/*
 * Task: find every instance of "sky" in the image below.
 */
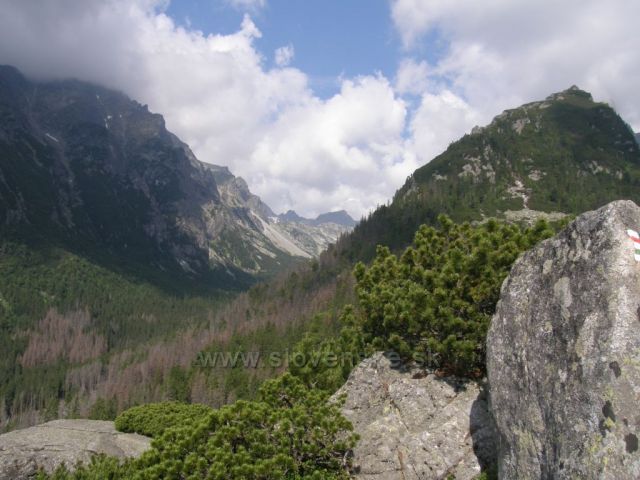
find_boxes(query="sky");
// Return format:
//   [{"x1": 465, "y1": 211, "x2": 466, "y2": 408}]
[{"x1": 0, "y1": 0, "x2": 638, "y2": 219}]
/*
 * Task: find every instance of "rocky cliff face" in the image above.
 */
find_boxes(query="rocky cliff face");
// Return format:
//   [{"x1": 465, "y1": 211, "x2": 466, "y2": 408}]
[
  {"x1": 487, "y1": 200, "x2": 640, "y2": 479},
  {"x1": 334, "y1": 352, "x2": 496, "y2": 480},
  {"x1": 0, "y1": 419, "x2": 150, "y2": 479},
  {"x1": 0, "y1": 65, "x2": 350, "y2": 282},
  {"x1": 204, "y1": 165, "x2": 354, "y2": 260}
]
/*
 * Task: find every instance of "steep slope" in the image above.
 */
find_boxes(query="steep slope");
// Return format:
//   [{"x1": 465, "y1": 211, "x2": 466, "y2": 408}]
[
  {"x1": 340, "y1": 86, "x2": 640, "y2": 261},
  {"x1": 272, "y1": 209, "x2": 356, "y2": 256},
  {"x1": 0, "y1": 65, "x2": 355, "y2": 431},
  {"x1": 0, "y1": 65, "x2": 319, "y2": 282},
  {"x1": 205, "y1": 165, "x2": 355, "y2": 260}
]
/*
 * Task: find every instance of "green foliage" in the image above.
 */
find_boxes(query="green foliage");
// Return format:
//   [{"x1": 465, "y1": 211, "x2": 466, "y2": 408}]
[
  {"x1": 134, "y1": 374, "x2": 356, "y2": 479},
  {"x1": 352, "y1": 215, "x2": 554, "y2": 376},
  {"x1": 35, "y1": 455, "x2": 133, "y2": 479},
  {"x1": 338, "y1": 88, "x2": 640, "y2": 263},
  {"x1": 290, "y1": 216, "x2": 555, "y2": 387},
  {"x1": 88, "y1": 397, "x2": 118, "y2": 421},
  {"x1": 167, "y1": 366, "x2": 191, "y2": 402},
  {"x1": 115, "y1": 402, "x2": 213, "y2": 438},
  {"x1": 39, "y1": 375, "x2": 357, "y2": 479},
  {"x1": 0, "y1": 241, "x2": 228, "y2": 428},
  {"x1": 288, "y1": 307, "x2": 368, "y2": 393}
]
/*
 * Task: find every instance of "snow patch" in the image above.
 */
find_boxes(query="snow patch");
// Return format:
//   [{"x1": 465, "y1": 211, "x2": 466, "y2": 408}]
[{"x1": 45, "y1": 133, "x2": 59, "y2": 143}]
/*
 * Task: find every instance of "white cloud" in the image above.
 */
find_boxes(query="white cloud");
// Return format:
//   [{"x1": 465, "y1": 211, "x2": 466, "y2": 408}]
[
  {"x1": 226, "y1": 0, "x2": 266, "y2": 12},
  {"x1": 395, "y1": 58, "x2": 429, "y2": 95},
  {"x1": 408, "y1": 90, "x2": 482, "y2": 165},
  {"x1": 0, "y1": 0, "x2": 638, "y2": 221},
  {"x1": 250, "y1": 75, "x2": 411, "y2": 217},
  {"x1": 391, "y1": 0, "x2": 640, "y2": 130},
  {"x1": 0, "y1": 0, "x2": 413, "y2": 219},
  {"x1": 274, "y1": 44, "x2": 294, "y2": 67}
]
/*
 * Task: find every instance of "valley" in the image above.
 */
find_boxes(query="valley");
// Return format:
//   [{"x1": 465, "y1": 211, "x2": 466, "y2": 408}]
[{"x1": 1, "y1": 66, "x2": 640, "y2": 479}]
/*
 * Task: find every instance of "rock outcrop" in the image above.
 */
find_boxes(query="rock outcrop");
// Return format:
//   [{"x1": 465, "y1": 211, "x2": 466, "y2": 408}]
[
  {"x1": 0, "y1": 419, "x2": 151, "y2": 479},
  {"x1": 487, "y1": 200, "x2": 640, "y2": 479},
  {"x1": 334, "y1": 352, "x2": 496, "y2": 479}
]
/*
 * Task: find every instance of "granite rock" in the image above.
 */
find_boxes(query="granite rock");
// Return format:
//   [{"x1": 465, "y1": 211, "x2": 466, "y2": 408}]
[
  {"x1": 334, "y1": 352, "x2": 496, "y2": 479},
  {"x1": 487, "y1": 200, "x2": 640, "y2": 479},
  {"x1": 0, "y1": 419, "x2": 151, "y2": 479}
]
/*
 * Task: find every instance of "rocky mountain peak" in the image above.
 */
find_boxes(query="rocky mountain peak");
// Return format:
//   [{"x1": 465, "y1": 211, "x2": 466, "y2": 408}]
[
  {"x1": 339, "y1": 85, "x2": 640, "y2": 263},
  {"x1": 314, "y1": 210, "x2": 356, "y2": 227},
  {"x1": 278, "y1": 209, "x2": 305, "y2": 223},
  {"x1": 544, "y1": 84, "x2": 594, "y2": 103},
  {"x1": 0, "y1": 65, "x2": 352, "y2": 283},
  {"x1": 278, "y1": 209, "x2": 356, "y2": 227}
]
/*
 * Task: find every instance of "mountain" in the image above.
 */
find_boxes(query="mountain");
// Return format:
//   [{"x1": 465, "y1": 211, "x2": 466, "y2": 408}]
[
  {"x1": 278, "y1": 209, "x2": 356, "y2": 227},
  {"x1": 3, "y1": 81, "x2": 638, "y2": 435},
  {"x1": 312, "y1": 210, "x2": 357, "y2": 227},
  {"x1": 273, "y1": 209, "x2": 356, "y2": 256},
  {"x1": 0, "y1": 65, "x2": 348, "y2": 284},
  {"x1": 0, "y1": 65, "x2": 355, "y2": 431},
  {"x1": 50, "y1": 86, "x2": 640, "y2": 422},
  {"x1": 339, "y1": 86, "x2": 640, "y2": 261},
  {"x1": 278, "y1": 210, "x2": 305, "y2": 223}
]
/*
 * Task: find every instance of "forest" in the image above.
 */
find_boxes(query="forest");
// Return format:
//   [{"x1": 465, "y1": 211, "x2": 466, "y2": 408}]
[{"x1": 36, "y1": 215, "x2": 557, "y2": 479}]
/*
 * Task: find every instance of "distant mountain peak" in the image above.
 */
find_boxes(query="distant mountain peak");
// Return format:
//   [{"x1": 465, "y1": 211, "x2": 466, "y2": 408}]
[
  {"x1": 545, "y1": 85, "x2": 593, "y2": 103},
  {"x1": 277, "y1": 209, "x2": 356, "y2": 227},
  {"x1": 314, "y1": 210, "x2": 356, "y2": 227},
  {"x1": 278, "y1": 210, "x2": 305, "y2": 223}
]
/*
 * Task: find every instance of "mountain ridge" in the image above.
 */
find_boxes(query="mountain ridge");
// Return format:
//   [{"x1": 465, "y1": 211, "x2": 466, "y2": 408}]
[
  {"x1": 337, "y1": 85, "x2": 640, "y2": 261},
  {"x1": 2, "y1": 78, "x2": 638, "y2": 439},
  {"x1": 0, "y1": 65, "x2": 351, "y2": 282},
  {"x1": 277, "y1": 209, "x2": 356, "y2": 227}
]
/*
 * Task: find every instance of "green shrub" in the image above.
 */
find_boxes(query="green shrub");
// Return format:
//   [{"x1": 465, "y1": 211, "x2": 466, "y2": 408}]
[
  {"x1": 115, "y1": 401, "x2": 213, "y2": 438},
  {"x1": 41, "y1": 374, "x2": 357, "y2": 479},
  {"x1": 88, "y1": 397, "x2": 118, "y2": 421},
  {"x1": 133, "y1": 374, "x2": 357, "y2": 479},
  {"x1": 34, "y1": 454, "x2": 133, "y2": 479},
  {"x1": 353, "y1": 215, "x2": 554, "y2": 376},
  {"x1": 289, "y1": 216, "x2": 555, "y2": 386},
  {"x1": 288, "y1": 306, "x2": 368, "y2": 393}
]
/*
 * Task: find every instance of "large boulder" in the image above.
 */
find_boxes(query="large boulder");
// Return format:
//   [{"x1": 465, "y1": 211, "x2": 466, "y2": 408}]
[
  {"x1": 0, "y1": 419, "x2": 151, "y2": 479},
  {"x1": 334, "y1": 352, "x2": 496, "y2": 479},
  {"x1": 487, "y1": 200, "x2": 640, "y2": 479}
]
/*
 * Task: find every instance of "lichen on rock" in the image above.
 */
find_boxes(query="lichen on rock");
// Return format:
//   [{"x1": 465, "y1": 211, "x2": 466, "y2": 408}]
[
  {"x1": 333, "y1": 352, "x2": 497, "y2": 480},
  {"x1": 487, "y1": 200, "x2": 640, "y2": 479}
]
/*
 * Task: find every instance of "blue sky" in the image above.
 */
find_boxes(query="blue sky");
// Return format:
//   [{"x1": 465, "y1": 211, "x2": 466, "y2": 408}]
[
  {"x1": 0, "y1": 0, "x2": 638, "y2": 218},
  {"x1": 166, "y1": 0, "x2": 406, "y2": 98}
]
